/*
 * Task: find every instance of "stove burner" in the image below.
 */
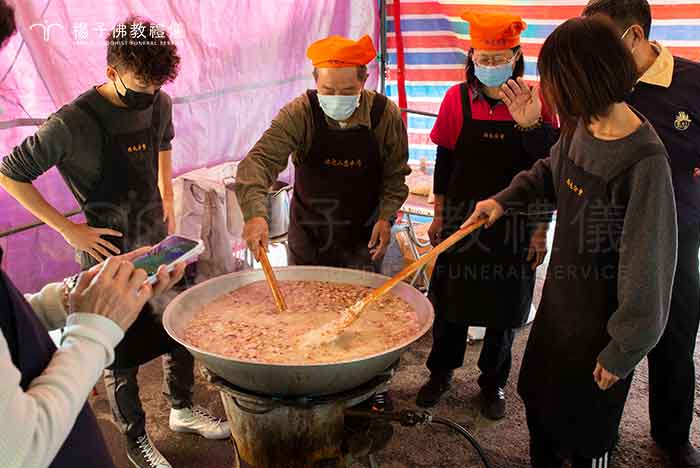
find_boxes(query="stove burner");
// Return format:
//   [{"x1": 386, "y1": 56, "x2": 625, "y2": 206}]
[{"x1": 205, "y1": 362, "x2": 398, "y2": 468}]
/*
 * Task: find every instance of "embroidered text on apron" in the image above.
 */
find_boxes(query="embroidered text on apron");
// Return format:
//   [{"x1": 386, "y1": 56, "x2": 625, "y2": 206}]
[
  {"x1": 73, "y1": 95, "x2": 176, "y2": 368},
  {"x1": 429, "y1": 83, "x2": 535, "y2": 327},
  {"x1": 517, "y1": 154, "x2": 638, "y2": 458},
  {"x1": 288, "y1": 91, "x2": 386, "y2": 268}
]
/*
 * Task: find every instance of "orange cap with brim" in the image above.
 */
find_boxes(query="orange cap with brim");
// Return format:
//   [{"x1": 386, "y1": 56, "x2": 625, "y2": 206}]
[
  {"x1": 461, "y1": 12, "x2": 527, "y2": 50},
  {"x1": 307, "y1": 35, "x2": 377, "y2": 68}
]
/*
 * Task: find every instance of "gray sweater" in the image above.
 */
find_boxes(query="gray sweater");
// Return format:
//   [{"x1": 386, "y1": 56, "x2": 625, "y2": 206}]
[
  {"x1": 0, "y1": 87, "x2": 174, "y2": 203},
  {"x1": 494, "y1": 116, "x2": 677, "y2": 378}
]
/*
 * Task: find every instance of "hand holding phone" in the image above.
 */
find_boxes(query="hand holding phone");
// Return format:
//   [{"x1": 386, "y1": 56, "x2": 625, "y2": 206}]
[{"x1": 131, "y1": 235, "x2": 205, "y2": 284}]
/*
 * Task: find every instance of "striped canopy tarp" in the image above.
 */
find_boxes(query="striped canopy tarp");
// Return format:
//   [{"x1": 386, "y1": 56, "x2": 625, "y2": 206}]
[{"x1": 385, "y1": 0, "x2": 700, "y2": 167}]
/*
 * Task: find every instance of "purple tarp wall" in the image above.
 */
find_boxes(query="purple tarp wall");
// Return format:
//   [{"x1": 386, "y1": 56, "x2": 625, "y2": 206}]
[{"x1": 0, "y1": 0, "x2": 379, "y2": 292}]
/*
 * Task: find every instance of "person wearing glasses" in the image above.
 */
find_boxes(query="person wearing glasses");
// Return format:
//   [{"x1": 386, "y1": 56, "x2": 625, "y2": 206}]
[{"x1": 415, "y1": 12, "x2": 558, "y2": 420}]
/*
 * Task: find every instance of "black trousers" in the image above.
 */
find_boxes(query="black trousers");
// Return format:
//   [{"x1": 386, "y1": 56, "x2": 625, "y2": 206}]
[
  {"x1": 426, "y1": 316, "x2": 516, "y2": 389},
  {"x1": 527, "y1": 407, "x2": 613, "y2": 468},
  {"x1": 103, "y1": 345, "x2": 195, "y2": 440},
  {"x1": 648, "y1": 222, "x2": 700, "y2": 448}
]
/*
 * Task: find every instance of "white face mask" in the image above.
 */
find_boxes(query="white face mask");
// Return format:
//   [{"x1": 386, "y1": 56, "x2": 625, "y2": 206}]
[{"x1": 317, "y1": 94, "x2": 360, "y2": 122}]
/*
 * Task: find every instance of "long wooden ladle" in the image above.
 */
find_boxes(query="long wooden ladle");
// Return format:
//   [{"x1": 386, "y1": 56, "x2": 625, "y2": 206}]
[
  {"x1": 257, "y1": 245, "x2": 287, "y2": 313},
  {"x1": 299, "y1": 219, "x2": 488, "y2": 347}
]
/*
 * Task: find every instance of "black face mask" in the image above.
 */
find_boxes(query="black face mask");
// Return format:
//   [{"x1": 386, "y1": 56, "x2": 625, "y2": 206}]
[{"x1": 114, "y1": 73, "x2": 159, "y2": 110}]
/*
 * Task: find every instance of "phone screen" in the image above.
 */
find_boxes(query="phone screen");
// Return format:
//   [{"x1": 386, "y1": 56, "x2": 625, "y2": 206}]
[{"x1": 132, "y1": 236, "x2": 199, "y2": 276}]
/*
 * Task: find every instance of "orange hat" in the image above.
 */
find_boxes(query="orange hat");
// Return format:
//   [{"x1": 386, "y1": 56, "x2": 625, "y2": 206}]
[
  {"x1": 461, "y1": 12, "x2": 527, "y2": 50},
  {"x1": 306, "y1": 35, "x2": 377, "y2": 68}
]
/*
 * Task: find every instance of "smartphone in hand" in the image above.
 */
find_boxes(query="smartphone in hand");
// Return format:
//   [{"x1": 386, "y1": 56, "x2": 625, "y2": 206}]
[{"x1": 132, "y1": 235, "x2": 204, "y2": 284}]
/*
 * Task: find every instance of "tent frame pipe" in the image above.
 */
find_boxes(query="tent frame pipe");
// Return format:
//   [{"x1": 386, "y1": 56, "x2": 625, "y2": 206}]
[
  {"x1": 379, "y1": 0, "x2": 387, "y2": 95},
  {"x1": 0, "y1": 210, "x2": 82, "y2": 239}
]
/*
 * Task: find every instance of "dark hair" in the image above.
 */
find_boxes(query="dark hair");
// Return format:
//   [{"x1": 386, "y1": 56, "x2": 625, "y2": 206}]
[
  {"x1": 582, "y1": 0, "x2": 652, "y2": 39},
  {"x1": 313, "y1": 65, "x2": 368, "y2": 82},
  {"x1": 0, "y1": 0, "x2": 16, "y2": 48},
  {"x1": 107, "y1": 16, "x2": 181, "y2": 86},
  {"x1": 537, "y1": 16, "x2": 637, "y2": 137},
  {"x1": 465, "y1": 46, "x2": 524, "y2": 86}
]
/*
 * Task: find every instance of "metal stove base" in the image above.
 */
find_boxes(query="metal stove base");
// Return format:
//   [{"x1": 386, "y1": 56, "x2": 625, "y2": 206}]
[{"x1": 205, "y1": 363, "x2": 397, "y2": 468}]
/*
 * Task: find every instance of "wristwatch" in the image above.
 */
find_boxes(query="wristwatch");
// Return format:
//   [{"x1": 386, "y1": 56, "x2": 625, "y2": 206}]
[
  {"x1": 515, "y1": 117, "x2": 544, "y2": 132},
  {"x1": 62, "y1": 274, "x2": 80, "y2": 312}
]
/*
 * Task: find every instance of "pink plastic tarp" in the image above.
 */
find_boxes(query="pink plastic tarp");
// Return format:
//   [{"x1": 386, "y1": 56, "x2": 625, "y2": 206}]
[{"x1": 0, "y1": 0, "x2": 379, "y2": 292}]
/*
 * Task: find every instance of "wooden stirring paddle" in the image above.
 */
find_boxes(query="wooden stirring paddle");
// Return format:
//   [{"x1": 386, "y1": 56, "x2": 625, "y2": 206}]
[
  {"x1": 299, "y1": 219, "x2": 488, "y2": 347},
  {"x1": 257, "y1": 245, "x2": 287, "y2": 313}
]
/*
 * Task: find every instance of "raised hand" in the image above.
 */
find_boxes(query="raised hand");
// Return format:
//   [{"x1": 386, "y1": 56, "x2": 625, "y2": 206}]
[{"x1": 500, "y1": 77, "x2": 542, "y2": 128}]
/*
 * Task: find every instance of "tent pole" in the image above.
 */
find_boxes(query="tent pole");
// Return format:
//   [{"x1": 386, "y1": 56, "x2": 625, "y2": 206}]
[
  {"x1": 0, "y1": 210, "x2": 82, "y2": 239},
  {"x1": 379, "y1": 0, "x2": 387, "y2": 95}
]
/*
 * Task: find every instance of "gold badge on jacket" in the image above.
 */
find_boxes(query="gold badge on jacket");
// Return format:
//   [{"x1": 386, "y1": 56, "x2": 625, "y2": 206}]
[
  {"x1": 566, "y1": 178, "x2": 584, "y2": 197},
  {"x1": 674, "y1": 111, "x2": 692, "y2": 132}
]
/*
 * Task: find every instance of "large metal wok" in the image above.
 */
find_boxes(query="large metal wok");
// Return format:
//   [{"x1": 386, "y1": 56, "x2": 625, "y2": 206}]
[{"x1": 163, "y1": 266, "x2": 434, "y2": 397}]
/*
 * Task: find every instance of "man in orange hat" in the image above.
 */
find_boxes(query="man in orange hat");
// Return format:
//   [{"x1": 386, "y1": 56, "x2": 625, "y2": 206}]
[{"x1": 235, "y1": 35, "x2": 410, "y2": 273}]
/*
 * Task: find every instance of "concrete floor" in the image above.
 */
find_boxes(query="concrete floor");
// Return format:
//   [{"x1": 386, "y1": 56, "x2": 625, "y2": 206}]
[{"x1": 90, "y1": 235, "x2": 700, "y2": 468}]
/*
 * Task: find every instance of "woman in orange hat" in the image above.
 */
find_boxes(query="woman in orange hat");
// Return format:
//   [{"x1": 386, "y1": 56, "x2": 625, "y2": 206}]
[{"x1": 415, "y1": 12, "x2": 558, "y2": 420}]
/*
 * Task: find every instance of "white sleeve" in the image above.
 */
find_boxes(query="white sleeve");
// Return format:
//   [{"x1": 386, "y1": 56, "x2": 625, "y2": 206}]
[
  {"x1": 23, "y1": 282, "x2": 68, "y2": 331},
  {"x1": 0, "y1": 313, "x2": 123, "y2": 468}
]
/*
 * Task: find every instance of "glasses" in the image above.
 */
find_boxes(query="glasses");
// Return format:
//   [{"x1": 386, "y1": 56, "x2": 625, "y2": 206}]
[
  {"x1": 472, "y1": 53, "x2": 517, "y2": 67},
  {"x1": 621, "y1": 26, "x2": 633, "y2": 41}
]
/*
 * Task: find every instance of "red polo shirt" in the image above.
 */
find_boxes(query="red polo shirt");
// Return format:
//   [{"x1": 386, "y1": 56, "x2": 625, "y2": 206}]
[{"x1": 431, "y1": 83, "x2": 557, "y2": 150}]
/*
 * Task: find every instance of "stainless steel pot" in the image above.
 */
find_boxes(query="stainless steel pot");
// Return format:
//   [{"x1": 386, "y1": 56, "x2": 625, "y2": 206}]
[
  {"x1": 163, "y1": 266, "x2": 434, "y2": 396},
  {"x1": 266, "y1": 181, "x2": 292, "y2": 239}
]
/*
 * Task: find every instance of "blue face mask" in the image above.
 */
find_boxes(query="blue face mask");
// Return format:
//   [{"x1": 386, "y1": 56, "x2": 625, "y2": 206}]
[
  {"x1": 474, "y1": 62, "x2": 513, "y2": 88},
  {"x1": 317, "y1": 94, "x2": 361, "y2": 122}
]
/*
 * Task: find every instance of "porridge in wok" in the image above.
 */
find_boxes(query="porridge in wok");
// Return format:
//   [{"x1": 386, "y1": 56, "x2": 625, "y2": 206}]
[{"x1": 183, "y1": 280, "x2": 420, "y2": 365}]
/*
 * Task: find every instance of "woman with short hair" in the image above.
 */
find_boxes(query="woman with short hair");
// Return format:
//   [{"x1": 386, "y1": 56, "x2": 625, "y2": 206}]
[{"x1": 464, "y1": 16, "x2": 677, "y2": 467}]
